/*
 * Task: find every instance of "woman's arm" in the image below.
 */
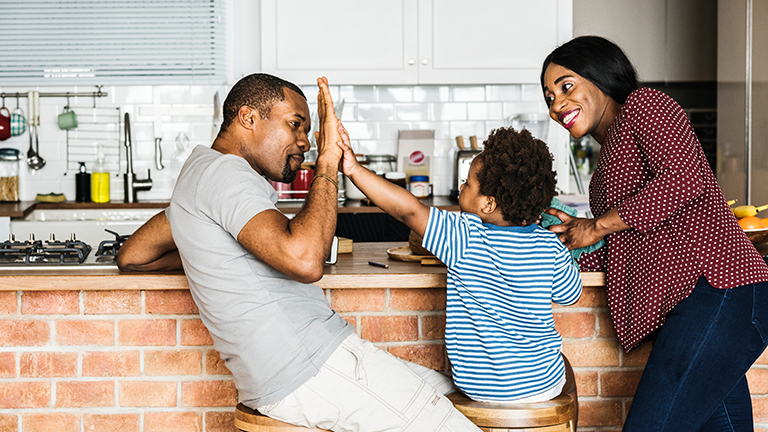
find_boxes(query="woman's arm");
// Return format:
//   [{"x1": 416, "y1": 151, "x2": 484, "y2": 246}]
[
  {"x1": 545, "y1": 206, "x2": 629, "y2": 250},
  {"x1": 616, "y1": 90, "x2": 705, "y2": 234},
  {"x1": 117, "y1": 211, "x2": 182, "y2": 272}
]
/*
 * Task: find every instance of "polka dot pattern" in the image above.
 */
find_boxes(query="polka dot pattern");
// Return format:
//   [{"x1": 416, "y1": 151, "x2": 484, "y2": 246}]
[{"x1": 577, "y1": 88, "x2": 768, "y2": 351}]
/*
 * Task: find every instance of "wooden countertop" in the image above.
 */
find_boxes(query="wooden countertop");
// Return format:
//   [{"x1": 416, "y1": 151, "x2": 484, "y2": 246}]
[
  {"x1": 0, "y1": 242, "x2": 605, "y2": 290},
  {"x1": 0, "y1": 197, "x2": 459, "y2": 217}
]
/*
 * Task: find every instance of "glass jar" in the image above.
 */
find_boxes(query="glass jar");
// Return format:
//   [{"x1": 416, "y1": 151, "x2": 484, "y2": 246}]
[
  {"x1": 0, "y1": 148, "x2": 21, "y2": 202},
  {"x1": 367, "y1": 154, "x2": 396, "y2": 177},
  {"x1": 409, "y1": 175, "x2": 430, "y2": 198}
]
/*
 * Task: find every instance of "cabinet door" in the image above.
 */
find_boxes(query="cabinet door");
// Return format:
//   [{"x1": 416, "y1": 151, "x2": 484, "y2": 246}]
[
  {"x1": 261, "y1": 0, "x2": 418, "y2": 85},
  {"x1": 417, "y1": 0, "x2": 573, "y2": 84}
]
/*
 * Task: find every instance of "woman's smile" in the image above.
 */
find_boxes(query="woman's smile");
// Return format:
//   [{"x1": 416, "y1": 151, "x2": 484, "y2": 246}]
[{"x1": 559, "y1": 108, "x2": 580, "y2": 129}]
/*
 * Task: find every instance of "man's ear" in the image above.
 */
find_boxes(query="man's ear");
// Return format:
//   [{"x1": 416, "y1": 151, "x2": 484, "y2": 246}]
[
  {"x1": 237, "y1": 106, "x2": 257, "y2": 129},
  {"x1": 481, "y1": 196, "x2": 497, "y2": 215}
]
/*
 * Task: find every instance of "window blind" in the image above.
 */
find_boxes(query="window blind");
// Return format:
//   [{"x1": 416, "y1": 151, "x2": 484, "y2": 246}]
[{"x1": 0, "y1": 0, "x2": 227, "y2": 85}]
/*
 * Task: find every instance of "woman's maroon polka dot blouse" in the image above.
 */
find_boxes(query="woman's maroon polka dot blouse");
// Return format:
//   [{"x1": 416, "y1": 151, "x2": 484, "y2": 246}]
[{"x1": 577, "y1": 88, "x2": 768, "y2": 351}]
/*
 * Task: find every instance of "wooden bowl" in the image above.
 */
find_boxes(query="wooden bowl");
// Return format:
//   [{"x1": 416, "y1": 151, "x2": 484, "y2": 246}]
[{"x1": 745, "y1": 228, "x2": 768, "y2": 244}]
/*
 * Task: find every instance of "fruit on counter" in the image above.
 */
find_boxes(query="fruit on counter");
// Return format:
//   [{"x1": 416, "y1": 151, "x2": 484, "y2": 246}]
[
  {"x1": 738, "y1": 216, "x2": 765, "y2": 230},
  {"x1": 763, "y1": 218, "x2": 768, "y2": 228},
  {"x1": 727, "y1": 199, "x2": 737, "y2": 206},
  {"x1": 732, "y1": 204, "x2": 768, "y2": 218}
]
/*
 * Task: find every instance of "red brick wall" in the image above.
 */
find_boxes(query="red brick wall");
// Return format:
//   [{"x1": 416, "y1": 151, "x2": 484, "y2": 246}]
[{"x1": 0, "y1": 288, "x2": 766, "y2": 432}]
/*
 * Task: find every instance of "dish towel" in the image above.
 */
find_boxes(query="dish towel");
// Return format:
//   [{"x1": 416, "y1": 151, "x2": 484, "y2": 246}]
[{"x1": 540, "y1": 197, "x2": 604, "y2": 266}]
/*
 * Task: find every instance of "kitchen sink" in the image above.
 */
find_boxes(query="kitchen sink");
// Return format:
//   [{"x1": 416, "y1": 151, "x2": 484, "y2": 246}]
[{"x1": 10, "y1": 208, "x2": 162, "y2": 247}]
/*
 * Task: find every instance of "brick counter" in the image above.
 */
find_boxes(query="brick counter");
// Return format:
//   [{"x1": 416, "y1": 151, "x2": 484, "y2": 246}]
[{"x1": 0, "y1": 245, "x2": 766, "y2": 432}]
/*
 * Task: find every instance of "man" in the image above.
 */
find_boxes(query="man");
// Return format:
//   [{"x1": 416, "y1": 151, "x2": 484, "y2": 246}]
[{"x1": 117, "y1": 73, "x2": 481, "y2": 432}]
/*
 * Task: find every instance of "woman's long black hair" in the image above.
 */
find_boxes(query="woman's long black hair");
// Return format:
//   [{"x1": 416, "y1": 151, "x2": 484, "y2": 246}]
[{"x1": 540, "y1": 36, "x2": 639, "y2": 104}]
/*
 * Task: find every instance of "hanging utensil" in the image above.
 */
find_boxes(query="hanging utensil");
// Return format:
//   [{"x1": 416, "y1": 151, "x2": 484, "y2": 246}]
[
  {"x1": 26, "y1": 91, "x2": 45, "y2": 171},
  {"x1": 211, "y1": 91, "x2": 220, "y2": 141},
  {"x1": 153, "y1": 119, "x2": 164, "y2": 171}
]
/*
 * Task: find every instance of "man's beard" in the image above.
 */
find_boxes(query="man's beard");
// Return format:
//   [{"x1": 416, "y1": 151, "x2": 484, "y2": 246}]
[{"x1": 280, "y1": 161, "x2": 297, "y2": 183}]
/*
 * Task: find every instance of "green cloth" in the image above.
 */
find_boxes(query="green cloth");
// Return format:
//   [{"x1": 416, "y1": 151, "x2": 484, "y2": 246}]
[{"x1": 540, "y1": 197, "x2": 604, "y2": 266}]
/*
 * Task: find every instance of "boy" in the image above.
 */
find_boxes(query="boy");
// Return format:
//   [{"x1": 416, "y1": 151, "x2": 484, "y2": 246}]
[{"x1": 337, "y1": 126, "x2": 582, "y2": 403}]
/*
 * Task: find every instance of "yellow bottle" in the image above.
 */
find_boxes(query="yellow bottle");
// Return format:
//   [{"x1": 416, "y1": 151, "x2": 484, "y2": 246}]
[{"x1": 91, "y1": 149, "x2": 110, "y2": 203}]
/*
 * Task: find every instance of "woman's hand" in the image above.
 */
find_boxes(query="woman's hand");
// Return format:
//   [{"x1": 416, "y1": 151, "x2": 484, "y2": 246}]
[{"x1": 545, "y1": 206, "x2": 629, "y2": 250}]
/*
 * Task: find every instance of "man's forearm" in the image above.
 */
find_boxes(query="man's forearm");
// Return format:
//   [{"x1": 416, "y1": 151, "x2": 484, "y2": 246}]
[{"x1": 119, "y1": 250, "x2": 182, "y2": 272}]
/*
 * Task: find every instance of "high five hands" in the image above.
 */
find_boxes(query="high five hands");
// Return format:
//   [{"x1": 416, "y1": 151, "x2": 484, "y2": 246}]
[{"x1": 315, "y1": 77, "x2": 344, "y2": 163}]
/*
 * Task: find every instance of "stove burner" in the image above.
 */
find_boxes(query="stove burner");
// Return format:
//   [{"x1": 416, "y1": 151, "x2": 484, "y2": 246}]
[
  {"x1": 96, "y1": 229, "x2": 130, "y2": 258},
  {"x1": 0, "y1": 234, "x2": 91, "y2": 265}
]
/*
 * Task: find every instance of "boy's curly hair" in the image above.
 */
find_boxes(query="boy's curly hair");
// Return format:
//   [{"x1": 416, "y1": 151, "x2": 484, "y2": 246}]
[{"x1": 475, "y1": 127, "x2": 557, "y2": 225}]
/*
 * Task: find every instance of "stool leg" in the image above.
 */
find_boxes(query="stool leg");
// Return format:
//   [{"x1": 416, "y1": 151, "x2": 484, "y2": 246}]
[{"x1": 562, "y1": 354, "x2": 578, "y2": 431}]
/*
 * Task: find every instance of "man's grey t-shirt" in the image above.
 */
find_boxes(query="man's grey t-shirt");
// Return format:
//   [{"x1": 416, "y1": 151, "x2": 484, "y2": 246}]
[{"x1": 166, "y1": 145, "x2": 352, "y2": 407}]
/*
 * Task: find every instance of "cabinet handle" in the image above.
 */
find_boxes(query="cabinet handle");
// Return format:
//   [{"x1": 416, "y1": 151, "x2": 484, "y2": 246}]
[
  {"x1": 421, "y1": 59, "x2": 430, "y2": 65},
  {"x1": 408, "y1": 58, "x2": 416, "y2": 65}
]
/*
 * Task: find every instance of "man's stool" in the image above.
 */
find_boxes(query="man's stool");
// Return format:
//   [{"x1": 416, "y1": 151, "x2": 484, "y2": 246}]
[
  {"x1": 234, "y1": 403, "x2": 328, "y2": 432},
  {"x1": 447, "y1": 392, "x2": 576, "y2": 432}
]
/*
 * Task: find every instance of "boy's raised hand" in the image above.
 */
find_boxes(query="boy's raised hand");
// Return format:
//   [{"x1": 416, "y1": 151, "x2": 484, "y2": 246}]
[{"x1": 336, "y1": 123, "x2": 361, "y2": 177}]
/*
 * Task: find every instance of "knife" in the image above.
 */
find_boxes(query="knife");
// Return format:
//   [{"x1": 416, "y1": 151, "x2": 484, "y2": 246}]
[{"x1": 212, "y1": 92, "x2": 220, "y2": 141}]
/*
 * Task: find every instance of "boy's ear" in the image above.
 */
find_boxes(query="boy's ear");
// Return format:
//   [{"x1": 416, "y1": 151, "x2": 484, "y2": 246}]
[{"x1": 481, "y1": 196, "x2": 497, "y2": 215}]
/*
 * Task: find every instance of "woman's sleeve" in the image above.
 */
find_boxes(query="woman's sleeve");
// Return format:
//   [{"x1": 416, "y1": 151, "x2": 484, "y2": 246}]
[{"x1": 617, "y1": 91, "x2": 705, "y2": 234}]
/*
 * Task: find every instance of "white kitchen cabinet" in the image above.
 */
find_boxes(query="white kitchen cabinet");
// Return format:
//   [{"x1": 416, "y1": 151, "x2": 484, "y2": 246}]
[{"x1": 260, "y1": 0, "x2": 572, "y2": 85}]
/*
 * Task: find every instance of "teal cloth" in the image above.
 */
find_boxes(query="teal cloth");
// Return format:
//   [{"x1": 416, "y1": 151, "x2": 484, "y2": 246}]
[{"x1": 540, "y1": 197, "x2": 604, "y2": 266}]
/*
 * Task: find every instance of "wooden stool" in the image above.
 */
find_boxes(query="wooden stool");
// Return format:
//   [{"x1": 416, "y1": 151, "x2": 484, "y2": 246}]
[
  {"x1": 234, "y1": 403, "x2": 328, "y2": 432},
  {"x1": 447, "y1": 392, "x2": 576, "y2": 432}
]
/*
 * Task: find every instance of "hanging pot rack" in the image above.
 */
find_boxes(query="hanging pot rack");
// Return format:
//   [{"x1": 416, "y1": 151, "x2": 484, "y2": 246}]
[{"x1": 0, "y1": 86, "x2": 108, "y2": 107}]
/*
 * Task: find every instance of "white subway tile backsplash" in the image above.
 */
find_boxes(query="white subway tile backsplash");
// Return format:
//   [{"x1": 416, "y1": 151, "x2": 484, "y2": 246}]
[
  {"x1": 341, "y1": 122, "x2": 375, "y2": 140},
  {"x1": 431, "y1": 103, "x2": 467, "y2": 121},
  {"x1": 521, "y1": 84, "x2": 545, "y2": 101},
  {"x1": 450, "y1": 86, "x2": 486, "y2": 102},
  {"x1": 502, "y1": 101, "x2": 548, "y2": 118},
  {"x1": 412, "y1": 122, "x2": 451, "y2": 139},
  {"x1": 110, "y1": 86, "x2": 153, "y2": 104},
  {"x1": 485, "y1": 85, "x2": 522, "y2": 101},
  {"x1": 449, "y1": 121, "x2": 488, "y2": 139},
  {"x1": 378, "y1": 122, "x2": 414, "y2": 140},
  {"x1": 467, "y1": 102, "x2": 503, "y2": 120},
  {"x1": 376, "y1": 86, "x2": 413, "y2": 102},
  {"x1": 394, "y1": 104, "x2": 430, "y2": 121},
  {"x1": 338, "y1": 85, "x2": 375, "y2": 102},
  {"x1": 413, "y1": 86, "x2": 450, "y2": 102},
  {"x1": 2, "y1": 82, "x2": 561, "y2": 201},
  {"x1": 357, "y1": 103, "x2": 395, "y2": 121}
]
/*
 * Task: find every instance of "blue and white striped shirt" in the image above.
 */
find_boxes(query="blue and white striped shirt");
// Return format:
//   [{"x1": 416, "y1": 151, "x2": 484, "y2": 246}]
[{"x1": 423, "y1": 208, "x2": 582, "y2": 401}]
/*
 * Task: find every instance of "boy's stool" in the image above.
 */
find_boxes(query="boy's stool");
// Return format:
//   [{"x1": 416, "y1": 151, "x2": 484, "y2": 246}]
[
  {"x1": 447, "y1": 392, "x2": 576, "y2": 432},
  {"x1": 234, "y1": 403, "x2": 328, "y2": 432}
]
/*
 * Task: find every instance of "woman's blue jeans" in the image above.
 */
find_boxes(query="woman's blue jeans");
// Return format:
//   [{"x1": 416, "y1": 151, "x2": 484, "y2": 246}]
[{"x1": 622, "y1": 277, "x2": 768, "y2": 432}]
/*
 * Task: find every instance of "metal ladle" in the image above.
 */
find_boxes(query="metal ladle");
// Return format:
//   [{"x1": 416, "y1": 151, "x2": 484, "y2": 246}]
[{"x1": 26, "y1": 91, "x2": 45, "y2": 171}]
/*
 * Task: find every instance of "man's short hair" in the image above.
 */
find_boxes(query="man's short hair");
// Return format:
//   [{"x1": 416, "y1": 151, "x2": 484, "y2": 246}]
[{"x1": 219, "y1": 73, "x2": 306, "y2": 134}]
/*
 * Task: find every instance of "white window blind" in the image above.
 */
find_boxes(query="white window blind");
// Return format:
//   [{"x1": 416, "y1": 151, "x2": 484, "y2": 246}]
[{"x1": 0, "y1": 0, "x2": 227, "y2": 85}]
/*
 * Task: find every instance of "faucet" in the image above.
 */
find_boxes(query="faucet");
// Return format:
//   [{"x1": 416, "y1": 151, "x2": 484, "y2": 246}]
[{"x1": 123, "y1": 112, "x2": 153, "y2": 203}]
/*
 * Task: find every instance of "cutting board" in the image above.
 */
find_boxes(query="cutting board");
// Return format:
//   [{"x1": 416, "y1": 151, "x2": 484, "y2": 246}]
[{"x1": 386, "y1": 246, "x2": 444, "y2": 266}]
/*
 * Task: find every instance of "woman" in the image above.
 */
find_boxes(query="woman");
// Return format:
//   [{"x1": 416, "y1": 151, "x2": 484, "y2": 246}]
[{"x1": 540, "y1": 35, "x2": 768, "y2": 432}]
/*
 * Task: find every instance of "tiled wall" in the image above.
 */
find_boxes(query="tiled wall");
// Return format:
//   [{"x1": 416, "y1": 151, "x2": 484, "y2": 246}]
[
  {"x1": 2, "y1": 287, "x2": 768, "y2": 432},
  {"x1": 0, "y1": 83, "x2": 565, "y2": 202}
]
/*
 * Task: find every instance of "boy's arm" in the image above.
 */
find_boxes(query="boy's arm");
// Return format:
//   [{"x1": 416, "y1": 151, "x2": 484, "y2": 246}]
[{"x1": 336, "y1": 126, "x2": 430, "y2": 236}]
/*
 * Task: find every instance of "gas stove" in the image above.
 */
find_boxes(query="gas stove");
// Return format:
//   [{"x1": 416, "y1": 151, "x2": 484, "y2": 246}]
[{"x1": 0, "y1": 230, "x2": 127, "y2": 270}]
